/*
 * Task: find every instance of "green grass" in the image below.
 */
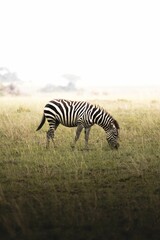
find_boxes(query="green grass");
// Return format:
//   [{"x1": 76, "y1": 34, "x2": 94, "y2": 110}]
[{"x1": 0, "y1": 97, "x2": 160, "y2": 240}]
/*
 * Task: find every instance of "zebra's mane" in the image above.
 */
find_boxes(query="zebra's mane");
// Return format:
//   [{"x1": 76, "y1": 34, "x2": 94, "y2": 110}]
[
  {"x1": 94, "y1": 104, "x2": 109, "y2": 115},
  {"x1": 94, "y1": 104, "x2": 120, "y2": 130},
  {"x1": 95, "y1": 104, "x2": 105, "y2": 112}
]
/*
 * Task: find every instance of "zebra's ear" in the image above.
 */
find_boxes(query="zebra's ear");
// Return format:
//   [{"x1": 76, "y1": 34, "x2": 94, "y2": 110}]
[{"x1": 113, "y1": 119, "x2": 120, "y2": 129}]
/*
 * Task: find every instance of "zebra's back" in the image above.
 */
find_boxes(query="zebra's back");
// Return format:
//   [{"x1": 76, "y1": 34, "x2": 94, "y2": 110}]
[{"x1": 44, "y1": 99, "x2": 91, "y2": 127}]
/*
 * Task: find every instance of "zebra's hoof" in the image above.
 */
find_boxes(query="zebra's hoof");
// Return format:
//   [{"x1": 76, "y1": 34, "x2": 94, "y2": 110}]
[
  {"x1": 84, "y1": 146, "x2": 89, "y2": 151},
  {"x1": 71, "y1": 144, "x2": 75, "y2": 149}
]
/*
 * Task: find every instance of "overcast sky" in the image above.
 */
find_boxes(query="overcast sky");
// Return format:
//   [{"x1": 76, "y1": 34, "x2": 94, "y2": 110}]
[{"x1": 0, "y1": 0, "x2": 160, "y2": 87}]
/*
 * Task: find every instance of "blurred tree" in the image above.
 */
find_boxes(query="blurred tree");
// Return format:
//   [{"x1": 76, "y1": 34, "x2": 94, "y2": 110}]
[
  {"x1": 0, "y1": 67, "x2": 21, "y2": 95},
  {"x1": 62, "y1": 74, "x2": 80, "y2": 90},
  {"x1": 0, "y1": 67, "x2": 21, "y2": 83}
]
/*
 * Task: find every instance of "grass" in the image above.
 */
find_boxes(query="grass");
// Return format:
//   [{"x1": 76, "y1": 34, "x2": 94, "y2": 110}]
[{"x1": 0, "y1": 97, "x2": 160, "y2": 240}]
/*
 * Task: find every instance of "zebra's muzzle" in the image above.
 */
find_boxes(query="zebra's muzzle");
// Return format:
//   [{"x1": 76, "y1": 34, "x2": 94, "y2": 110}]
[
  {"x1": 109, "y1": 142, "x2": 119, "y2": 150},
  {"x1": 114, "y1": 143, "x2": 119, "y2": 149}
]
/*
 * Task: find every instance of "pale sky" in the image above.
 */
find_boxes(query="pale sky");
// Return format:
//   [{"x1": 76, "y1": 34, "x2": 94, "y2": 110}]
[{"x1": 0, "y1": 0, "x2": 160, "y2": 87}]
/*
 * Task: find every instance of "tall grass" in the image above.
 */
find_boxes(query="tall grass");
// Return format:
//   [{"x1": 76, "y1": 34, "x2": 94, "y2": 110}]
[{"x1": 0, "y1": 97, "x2": 160, "y2": 240}]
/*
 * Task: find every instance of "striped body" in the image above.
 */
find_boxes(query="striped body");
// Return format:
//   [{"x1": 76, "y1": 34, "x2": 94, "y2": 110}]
[{"x1": 36, "y1": 99, "x2": 120, "y2": 149}]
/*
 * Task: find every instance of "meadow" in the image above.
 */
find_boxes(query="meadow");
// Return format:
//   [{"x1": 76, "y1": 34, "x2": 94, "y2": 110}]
[{"x1": 0, "y1": 96, "x2": 160, "y2": 240}]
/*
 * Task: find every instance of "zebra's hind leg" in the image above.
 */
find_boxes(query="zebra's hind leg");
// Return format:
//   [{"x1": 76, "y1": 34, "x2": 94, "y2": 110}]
[
  {"x1": 84, "y1": 127, "x2": 91, "y2": 150},
  {"x1": 46, "y1": 128, "x2": 55, "y2": 148}
]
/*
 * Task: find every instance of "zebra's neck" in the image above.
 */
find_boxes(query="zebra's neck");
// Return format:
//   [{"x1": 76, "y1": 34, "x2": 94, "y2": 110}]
[{"x1": 93, "y1": 106, "x2": 112, "y2": 130}]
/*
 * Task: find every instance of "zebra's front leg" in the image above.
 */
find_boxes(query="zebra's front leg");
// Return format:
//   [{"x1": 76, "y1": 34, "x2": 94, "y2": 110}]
[
  {"x1": 71, "y1": 125, "x2": 83, "y2": 149},
  {"x1": 84, "y1": 127, "x2": 91, "y2": 150},
  {"x1": 46, "y1": 128, "x2": 55, "y2": 148}
]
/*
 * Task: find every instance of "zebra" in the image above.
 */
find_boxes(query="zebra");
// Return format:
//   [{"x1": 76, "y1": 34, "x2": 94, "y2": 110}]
[{"x1": 36, "y1": 99, "x2": 120, "y2": 149}]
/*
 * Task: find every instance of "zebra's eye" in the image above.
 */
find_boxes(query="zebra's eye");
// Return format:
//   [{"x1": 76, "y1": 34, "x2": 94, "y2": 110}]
[{"x1": 110, "y1": 123, "x2": 116, "y2": 130}]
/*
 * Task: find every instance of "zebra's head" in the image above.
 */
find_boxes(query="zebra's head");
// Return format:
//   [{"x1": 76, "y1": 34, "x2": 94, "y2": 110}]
[{"x1": 106, "y1": 119, "x2": 120, "y2": 149}]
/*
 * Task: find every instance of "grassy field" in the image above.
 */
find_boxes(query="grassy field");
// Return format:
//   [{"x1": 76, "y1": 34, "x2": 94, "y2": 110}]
[{"x1": 0, "y1": 96, "x2": 160, "y2": 240}]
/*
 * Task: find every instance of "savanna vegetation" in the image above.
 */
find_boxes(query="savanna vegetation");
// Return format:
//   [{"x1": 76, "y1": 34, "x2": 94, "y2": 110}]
[{"x1": 0, "y1": 97, "x2": 160, "y2": 240}]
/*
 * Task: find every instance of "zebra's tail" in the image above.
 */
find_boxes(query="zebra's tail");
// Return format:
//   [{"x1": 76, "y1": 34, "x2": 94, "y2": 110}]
[{"x1": 36, "y1": 114, "x2": 46, "y2": 131}]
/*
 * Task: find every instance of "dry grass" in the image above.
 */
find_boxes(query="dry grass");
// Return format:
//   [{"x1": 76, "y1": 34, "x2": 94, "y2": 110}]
[{"x1": 0, "y1": 96, "x2": 160, "y2": 240}]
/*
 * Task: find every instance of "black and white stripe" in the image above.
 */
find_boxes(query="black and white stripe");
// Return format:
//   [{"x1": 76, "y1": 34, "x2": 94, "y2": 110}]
[{"x1": 36, "y1": 99, "x2": 120, "y2": 149}]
